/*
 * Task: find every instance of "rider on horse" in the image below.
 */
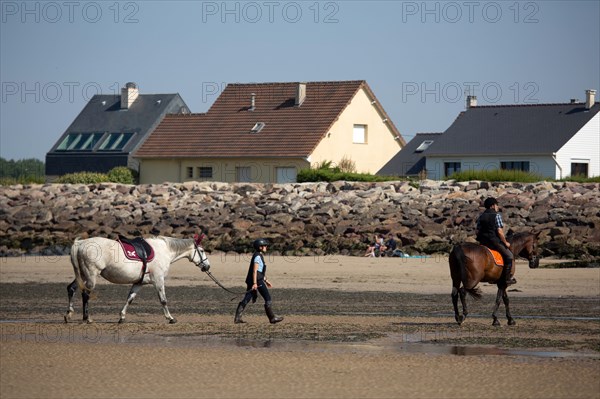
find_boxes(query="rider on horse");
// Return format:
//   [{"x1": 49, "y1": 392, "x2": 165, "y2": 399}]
[{"x1": 476, "y1": 197, "x2": 517, "y2": 286}]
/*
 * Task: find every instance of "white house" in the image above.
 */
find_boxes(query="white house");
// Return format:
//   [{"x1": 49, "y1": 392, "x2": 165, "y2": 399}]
[{"x1": 418, "y1": 90, "x2": 599, "y2": 180}]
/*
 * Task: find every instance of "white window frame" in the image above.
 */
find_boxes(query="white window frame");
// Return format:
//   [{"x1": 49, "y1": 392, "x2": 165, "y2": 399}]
[{"x1": 353, "y1": 124, "x2": 367, "y2": 144}]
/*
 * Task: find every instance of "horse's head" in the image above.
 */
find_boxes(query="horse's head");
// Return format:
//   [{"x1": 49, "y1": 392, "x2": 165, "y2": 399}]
[
  {"x1": 511, "y1": 232, "x2": 540, "y2": 269},
  {"x1": 191, "y1": 234, "x2": 210, "y2": 272}
]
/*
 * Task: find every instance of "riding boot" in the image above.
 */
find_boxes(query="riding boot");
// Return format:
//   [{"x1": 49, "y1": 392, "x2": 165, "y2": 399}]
[
  {"x1": 234, "y1": 302, "x2": 246, "y2": 324},
  {"x1": 264, "y1": 303, "x2": 283, "y2": 324},
  {"x1": 504, "y1": 261, "x2": 517, "y2": 286}
]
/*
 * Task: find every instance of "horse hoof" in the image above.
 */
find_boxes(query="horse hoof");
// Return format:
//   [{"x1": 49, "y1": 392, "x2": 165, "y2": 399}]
[
  {"x1": 85, "y1": 318, "x2": 94, "y2": 324},
  {"x1": 492, "y1": 319, "x2": 500, "y2": 327},
  {"x1": 118, "y1": 318, "x2": 125, "y2": 324},
  {"x1": 64, "y1": 315, "x2": 71, "y2": 323},
  {"x1": 508, "y1": 319, "x2": 516, "y2": 326},
  {"x1": 169, "y1": 318, "x2": 177, "y2": 324}
]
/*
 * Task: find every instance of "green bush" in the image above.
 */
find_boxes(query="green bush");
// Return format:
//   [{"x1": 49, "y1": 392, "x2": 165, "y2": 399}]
[
  {"x1": 448, "y1": 169, "x2": 545, "y2": 183},
  {"x1": 0, "y1": 176, "x2": 46, "y2": 185},
  {"x1": 107, "y1": 166, "x2": 135, "y2": 184},
  {"x1": 57, "y1": 172, "x2": 108, "y2": 184},
  {"x1": 56, "y1": 167, "x2": 136, "y2": 184},
  {"x1": 558, "y1": 175, "x2": 600, "y2": 183},
  {"x1": 298, "y1": 161, "x2": 401, "y2": 183}
]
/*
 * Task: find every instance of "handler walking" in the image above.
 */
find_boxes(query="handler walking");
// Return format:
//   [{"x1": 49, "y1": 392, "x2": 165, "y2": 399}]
[{"x1": 234, "y1": 238, "x2": 284, "y2": 324}]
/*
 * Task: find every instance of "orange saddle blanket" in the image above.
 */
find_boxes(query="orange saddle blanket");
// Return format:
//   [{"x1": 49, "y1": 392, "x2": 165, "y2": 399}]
[{"x1": 483, "y1": 247, "x2": 504, "y2": 266}]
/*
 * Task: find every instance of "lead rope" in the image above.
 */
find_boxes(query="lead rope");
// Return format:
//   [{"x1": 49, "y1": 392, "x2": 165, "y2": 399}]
[{"x1": 203, "y1": 269, "x2": 249, "y2": 300}]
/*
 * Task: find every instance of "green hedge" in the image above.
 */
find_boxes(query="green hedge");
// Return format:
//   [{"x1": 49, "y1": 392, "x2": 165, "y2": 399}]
[
  {"x1": 57, "y1": 167, "x2": 136, "y2": 184},
  {"x1": 298, "y1": 161, "x2": 402, "y2": 183}
]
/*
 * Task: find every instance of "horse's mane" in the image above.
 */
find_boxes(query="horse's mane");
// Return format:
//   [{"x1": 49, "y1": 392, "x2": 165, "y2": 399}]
[
  {"x1": 158, "y1": 236, "x2": 194, "y2": 255},
  {"x1": 508, "y1": 231, "x2": 534, "y2": 241}
]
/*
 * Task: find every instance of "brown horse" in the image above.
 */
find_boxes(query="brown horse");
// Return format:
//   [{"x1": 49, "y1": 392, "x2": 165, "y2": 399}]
[{"x1": 449, "y1": 232, "x2": 540, "y2": 326}]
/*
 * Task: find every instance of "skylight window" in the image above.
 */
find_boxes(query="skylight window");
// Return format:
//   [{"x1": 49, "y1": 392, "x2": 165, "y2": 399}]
[
  {"x1": 415, "y1": 140, "x2": 434, "y2": 152},
  {"x1": 98, "y1": 132, "x2": 134, "y2": 151},
  {"x1": 57, "y1": 133, "x2": 104, "y2": 151},
  {"x1": 250, "y1": 122, "x2": 265, "y2": 133}
]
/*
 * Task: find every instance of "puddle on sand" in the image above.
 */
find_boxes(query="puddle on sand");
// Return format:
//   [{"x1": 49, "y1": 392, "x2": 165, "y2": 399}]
[
  {"x1": 1, "y1": 320, "x2": 597, "y2": 359},
  {"x1": 136, "y1": 333, "x2": 598, "y2": 359}
]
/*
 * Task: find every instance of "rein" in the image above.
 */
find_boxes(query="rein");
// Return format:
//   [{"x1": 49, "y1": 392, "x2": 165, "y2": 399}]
[{"x1": 193, "y1": 241, "x2": 247, "y2": 300}]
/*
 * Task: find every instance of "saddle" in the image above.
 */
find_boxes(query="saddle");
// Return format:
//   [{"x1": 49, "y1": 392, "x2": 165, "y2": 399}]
[
  {"x1": 118, "y1": 235, "x2": 155, "y2": 262},
  {"x1": 117, "y1": 235, "x2": 155, "y2": 284},
  {"x1": 482, "y1": 246, "x2": 504, "y2": 267}
]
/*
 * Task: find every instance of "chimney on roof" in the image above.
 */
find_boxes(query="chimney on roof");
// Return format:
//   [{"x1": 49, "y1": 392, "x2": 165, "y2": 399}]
[
  {"x1": 570, "y1": 99, "x2": 578, "y2": 104},
  {"x1": 249, "y1": 93, "x2": 256, "y2": 111},
  {"x1": 295, "y1": 82, "x2": 307, "y2": 107},
  {"x1": 466, "y1": 95, "x2": 477, "y2": 109},
  {"x1": 585, "y1": 89, "x2": 596, "y2": 110},
  {"x1": 121, "y1": 82, "x2": 139, "y2": 109}
]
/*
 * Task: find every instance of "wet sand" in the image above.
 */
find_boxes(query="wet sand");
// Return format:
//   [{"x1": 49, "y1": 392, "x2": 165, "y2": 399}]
[{"x1": 1, "y1": 255, "x2": 599, "y2": 398}]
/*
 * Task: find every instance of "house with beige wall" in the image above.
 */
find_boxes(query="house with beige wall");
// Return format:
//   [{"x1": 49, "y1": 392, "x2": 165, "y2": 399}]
[{"x1": 134, "y1": 81, "x2": 405, "y2": 184}]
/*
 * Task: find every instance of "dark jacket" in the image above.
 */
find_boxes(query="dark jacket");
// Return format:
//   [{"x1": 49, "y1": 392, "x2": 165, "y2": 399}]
[
  {"x1": 245, "y1": 252, "x2": 267, "y2": 286},
  {"x1": 476, "y1": 209, "x2": 501, "y2": 246}
]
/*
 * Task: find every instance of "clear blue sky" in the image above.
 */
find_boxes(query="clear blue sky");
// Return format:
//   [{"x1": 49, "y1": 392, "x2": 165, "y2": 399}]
[{"x1": 1, "y1": 0, "x2": 599, "y2": 161}]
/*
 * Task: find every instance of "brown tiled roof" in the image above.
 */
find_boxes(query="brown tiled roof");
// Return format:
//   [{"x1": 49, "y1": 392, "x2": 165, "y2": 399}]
[{"x1": 135, "y1": 81, "x2": 404, "y2": 158}]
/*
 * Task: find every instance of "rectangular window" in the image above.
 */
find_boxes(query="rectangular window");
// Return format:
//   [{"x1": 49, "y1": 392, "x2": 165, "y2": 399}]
[
  {"x1": 571, "y1": 163, "x2": 588, "y2": 177},
  {"x1": 57, "y1": 133, "x2": 103, "y2": 151},
  {"x1": 276, "y1": 167, "x2": 297, "y2": 183},
  {"x1": 98, "y1": 132, "x2": 134, "y2": 151},
  {"x1": 501, "y1": 161, "x2": 530, "y2": 172},
  {"x1": 444, "y1": 162, "x2": 461, "y2": 177},
  {"x1": 198, "y1": 167, "x2": 213, "y2": 179},
  {"x1": 353, "y1": 124, "x2": 367, "y2": 144},
  {"x1": 236, "y1": 167, "x2": 252, "y2": 182},
  {"x1": 186, "y1": 167, "x2": 193, "y2": 178}
]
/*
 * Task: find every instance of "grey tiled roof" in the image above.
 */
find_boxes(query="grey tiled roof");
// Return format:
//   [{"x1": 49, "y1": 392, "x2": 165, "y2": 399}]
[
  {"x1": 426, "y1": 102, "x2": 600, "y2": 156},
  {"x1": 377, "y1": 133, "x2": 442, "y2": 176}
]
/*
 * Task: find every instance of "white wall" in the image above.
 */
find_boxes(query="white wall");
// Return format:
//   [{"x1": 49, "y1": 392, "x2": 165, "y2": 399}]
[
  {"x1": 310, "y1": 87, "x2": 403, "y2": 174},
  {"x1": 555, "y1": 113, "x2": 600, "y2": 178}
]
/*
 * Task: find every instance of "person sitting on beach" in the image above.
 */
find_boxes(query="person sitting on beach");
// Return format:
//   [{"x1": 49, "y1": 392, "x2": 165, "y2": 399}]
[
  {"x1": 364, "y1": 234, "x2": 384, "y2": 257},
  {"x1": 383, "y1": 234, "x2": 397, "y2": 256}
]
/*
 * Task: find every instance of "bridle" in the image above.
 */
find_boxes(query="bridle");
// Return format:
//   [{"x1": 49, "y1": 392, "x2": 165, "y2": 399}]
[{"x1": 192, "y1": 241, "x2": 210, "y2": 272}]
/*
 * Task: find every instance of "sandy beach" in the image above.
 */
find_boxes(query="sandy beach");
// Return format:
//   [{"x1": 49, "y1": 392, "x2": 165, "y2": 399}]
[{"x1": 1, "y1": 255, "x2": 599, "y2": 399}]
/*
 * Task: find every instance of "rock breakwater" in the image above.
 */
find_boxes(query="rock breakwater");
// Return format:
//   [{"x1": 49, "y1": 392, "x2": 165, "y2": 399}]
[{"x1": 1, "y1": 181, "x2": 598, "y2": 259}]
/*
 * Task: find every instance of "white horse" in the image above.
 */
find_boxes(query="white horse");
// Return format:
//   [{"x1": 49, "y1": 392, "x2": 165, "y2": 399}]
[{"x1": 64, "y1": 234, "x2": 210, "y2": 324}]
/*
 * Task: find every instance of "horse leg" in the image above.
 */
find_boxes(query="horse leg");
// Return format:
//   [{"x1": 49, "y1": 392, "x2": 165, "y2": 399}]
[
  {"x1": 82, "y1": 290, "x2": 92, "y2": 323},
  {"x1": 119, "y1": 283, "x2": 143, "y2": 323},
  {"x1": 452, "y1": 286, "x2": 462, "y2": 324},
  {"x1": 153, "y1": 281, "x2": 176, "y2": 324},
  {"x1": 64, "y1": 279, "x2": 78, "y2": 323},
  {"x1": 459, "y1": 287, "x2": 469, "y2": 321},
  {"x1": 503, "y1": 290, "x2": 516, "y2": 325},
  {"x1": 81, "y1": 276, "x2": 96, "y2": 324},
  {"x1": 491, "y1": 286, "x2": 503, "y2": 326}
]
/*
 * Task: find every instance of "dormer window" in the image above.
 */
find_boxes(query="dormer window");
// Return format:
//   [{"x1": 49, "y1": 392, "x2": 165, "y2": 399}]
[
  {"x1": 415, "y1": 140, "x2": 434, "y2": 152},
  {"x1": 250, "y1": 122, "x2": 265, "y2": 133}
]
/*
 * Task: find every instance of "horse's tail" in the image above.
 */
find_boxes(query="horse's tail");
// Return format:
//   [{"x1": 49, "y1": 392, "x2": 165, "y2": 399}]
[
  {"x1": 69, "y1": 238, "x2": 86, "y2": 291},
  {"x1": 452, "y1": 244, "x2": 482, "y2": 300}
]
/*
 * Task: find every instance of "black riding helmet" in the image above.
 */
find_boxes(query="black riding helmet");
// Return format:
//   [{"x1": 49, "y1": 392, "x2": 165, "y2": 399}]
[
  {"x1": 253, "y1": 238, "x2": 269, "y2": 251},
  {"x1": 483, "y1": 197, "x2": 498, "y2": 209}
]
